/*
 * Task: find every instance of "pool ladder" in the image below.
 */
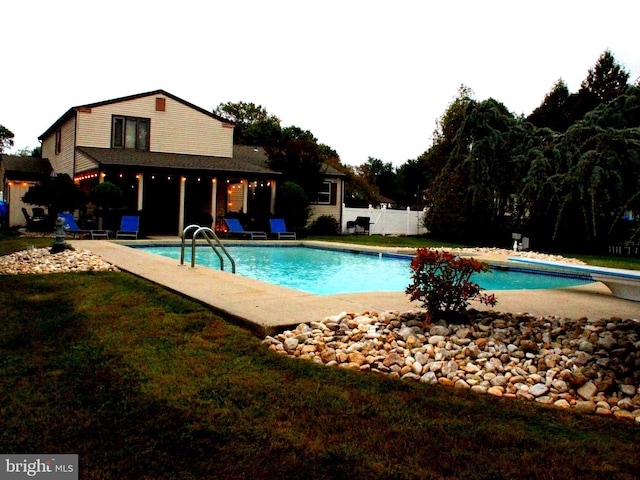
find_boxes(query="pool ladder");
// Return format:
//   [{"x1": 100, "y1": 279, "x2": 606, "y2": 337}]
[{"x1": 180, "y1": 224, "x2": 236, "y2": 273}]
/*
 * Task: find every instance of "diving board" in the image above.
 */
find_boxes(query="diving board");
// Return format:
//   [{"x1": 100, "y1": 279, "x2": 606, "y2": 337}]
[{"x1": 508, "y1": 257, "x2": 640, "y2": 302}]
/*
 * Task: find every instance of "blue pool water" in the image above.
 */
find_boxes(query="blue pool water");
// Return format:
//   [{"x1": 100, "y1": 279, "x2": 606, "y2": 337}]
[{"x1": 136, "y1": 245, "x2": 594, "y2": 295}]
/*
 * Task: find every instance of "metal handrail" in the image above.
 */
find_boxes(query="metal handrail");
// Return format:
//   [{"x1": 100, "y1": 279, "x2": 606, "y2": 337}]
[
  {"x1": 180, "y1": 224, "x2": 236, "y2": 273},
  {"x1": 180, "y1": 224, "x2": 201, "y2": 266}
]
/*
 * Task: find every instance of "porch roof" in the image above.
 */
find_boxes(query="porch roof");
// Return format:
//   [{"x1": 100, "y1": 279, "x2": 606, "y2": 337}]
[
  {"x1": 1, "y1": 155, "x2": 53, "y2": 181},
  {"x1": 76, "y1": 146, "x2": 280, "y2": 177}
]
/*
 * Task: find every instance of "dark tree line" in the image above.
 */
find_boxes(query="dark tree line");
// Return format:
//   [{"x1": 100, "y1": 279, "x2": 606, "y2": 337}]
[
  {"x1": 409, "y1": 50, "x2": 640, "y2": 252},
  {"x1": 213, "y1": 51, "x2": 638, "y2": 251}
]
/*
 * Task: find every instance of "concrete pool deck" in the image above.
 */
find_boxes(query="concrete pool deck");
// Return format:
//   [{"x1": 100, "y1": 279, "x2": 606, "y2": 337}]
[{"x1": 69, "y1": 239, "x2": 640, "y2": 335}]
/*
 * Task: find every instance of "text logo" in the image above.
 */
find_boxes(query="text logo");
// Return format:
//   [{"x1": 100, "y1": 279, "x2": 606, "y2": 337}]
[{"x1": 1, "y1": 455, "x2": 78, "y2": 480}]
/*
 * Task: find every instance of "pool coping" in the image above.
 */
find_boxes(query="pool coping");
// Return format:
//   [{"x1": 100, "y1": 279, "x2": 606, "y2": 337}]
[{"x1": 69, "y1": 238, "x2": 640, "y2": 335}]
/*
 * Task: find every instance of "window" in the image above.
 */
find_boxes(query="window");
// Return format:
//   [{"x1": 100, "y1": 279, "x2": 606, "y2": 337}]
[
  {"x1": 55, "y1": 129, "x2": 61, "y2": 154},
  {"x1": 316, "y1": 181, "x2": 332, "y2": 205},
  {"x1": 112, "y1": 116, "x2": 150, "y2": 150}
]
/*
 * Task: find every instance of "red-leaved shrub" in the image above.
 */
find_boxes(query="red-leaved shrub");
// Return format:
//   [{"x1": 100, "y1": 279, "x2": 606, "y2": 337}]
[{"x1": 405, "y1": 248, "x2": 497, "y2": 320}]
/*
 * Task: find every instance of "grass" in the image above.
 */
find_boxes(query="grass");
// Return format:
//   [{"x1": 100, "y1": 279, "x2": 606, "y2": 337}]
[{"x1": 1, "y1": 232, "x2": 640, "y2": 478}]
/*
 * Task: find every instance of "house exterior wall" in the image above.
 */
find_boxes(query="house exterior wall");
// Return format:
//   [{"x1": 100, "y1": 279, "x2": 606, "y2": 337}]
[
  {"x1": 41, "y1": 115, "x2": 76, "y2": 177},
  {"x1": 75, "y1": 93, "x2": 234, "y2": 157},
  {"x1": 75, "y1": 147, "x2": 99, "y2": 173},
  {"x1": 308, "y1": 178, "x2": 343, "y2": 225},
  {"x1": 6, "y1": 182, "x2": 33, "y2": 227}
]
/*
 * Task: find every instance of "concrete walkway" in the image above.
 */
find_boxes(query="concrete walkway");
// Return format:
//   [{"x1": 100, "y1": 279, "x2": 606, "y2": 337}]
[{"x1": 70, "y1": 239, "x2": 640, "y2": 335}]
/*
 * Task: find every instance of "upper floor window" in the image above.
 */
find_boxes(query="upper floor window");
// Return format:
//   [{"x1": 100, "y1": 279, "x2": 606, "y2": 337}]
[{"x1": 112, "y1": 116, "x2": 150, "y2": 150}]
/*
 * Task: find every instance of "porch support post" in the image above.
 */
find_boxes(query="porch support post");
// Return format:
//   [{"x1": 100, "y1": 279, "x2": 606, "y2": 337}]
[
  {"x1": 270, "y1": 180, "x2": 276, "y2": 215},
  {"x1": 211, "y1": 178, "x2": 217, "y2": 227},
  {"x1": 137, "y1": 174, "x2": 144, "y2": 211},
  {"x1": 178, "y1": 176, "x2": 186, "y2": 234},
  {"x1": 242, "y1": 179, "x2": 248, "y2": 213}
]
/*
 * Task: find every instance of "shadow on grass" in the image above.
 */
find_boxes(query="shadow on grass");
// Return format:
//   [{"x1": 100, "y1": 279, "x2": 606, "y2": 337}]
[{"x1": 1, "y1": 272, "x2": 639, "y2": 479}]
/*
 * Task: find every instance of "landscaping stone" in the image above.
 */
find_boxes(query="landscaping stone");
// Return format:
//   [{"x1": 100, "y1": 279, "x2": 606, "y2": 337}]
[
  {"x1": 0, "y1": 247, "x2": 117, "y2": 274},
  {"x1": 263, "y1": 308, "x2": 640, "y2": 424}
]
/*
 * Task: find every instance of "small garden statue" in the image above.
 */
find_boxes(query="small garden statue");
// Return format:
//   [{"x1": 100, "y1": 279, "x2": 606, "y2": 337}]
[{"x1": 51, "y1": 216, "x2": 73, "y2": 253}]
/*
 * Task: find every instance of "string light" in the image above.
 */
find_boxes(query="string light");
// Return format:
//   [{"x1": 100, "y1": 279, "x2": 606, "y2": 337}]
[{"x1": 74, "y1": 173, "x2": 99, "y2": 182}]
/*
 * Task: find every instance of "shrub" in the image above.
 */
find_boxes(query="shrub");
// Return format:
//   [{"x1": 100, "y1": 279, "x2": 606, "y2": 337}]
[
  {"x1": 309, "y1": 215, "x2": 340, "y2": 235},
  {"x1": 275, "y1": 181, "x2": 309, "y2": 230},
  {"x1": 405, "y1": 248, "x2": 497, "y2": 321}
]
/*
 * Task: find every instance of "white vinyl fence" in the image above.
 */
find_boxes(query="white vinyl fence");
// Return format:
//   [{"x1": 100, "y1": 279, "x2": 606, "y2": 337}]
[{"x1": 342, "y1": 205, "x2": 428, "y2": 236}]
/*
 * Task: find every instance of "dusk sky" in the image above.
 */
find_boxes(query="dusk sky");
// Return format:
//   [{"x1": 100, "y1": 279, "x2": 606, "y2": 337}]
[{"x1": 4, "y1": 0, "x2": 639, "y2": 166}]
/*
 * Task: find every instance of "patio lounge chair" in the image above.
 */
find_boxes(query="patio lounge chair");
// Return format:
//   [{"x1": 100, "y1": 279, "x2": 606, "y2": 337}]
[
  {"x1": 224, "y1": 218, "x2": 267, "y2": 240},
  {"x1": 22, "y1": 208, "x2": 49, "y2": 231},
  {"x1": 116, "y1": 215, "x2": 140, "y2": 239},
  {"x1": 58, "y1": 213, "x2": 110, "y2": 239},
  {"x1": 269, "y1": 218, "x2": 296, "y2": 239}
]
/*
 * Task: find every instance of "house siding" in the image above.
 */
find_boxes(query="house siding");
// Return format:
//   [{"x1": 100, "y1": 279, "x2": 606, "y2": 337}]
[
  {"x1": 75, "y1": 149, "x2": 99, "y2": 174},
  {"x1": 41, "y1": 115, "x2": 76, "y2": 177},
  {"x1": 75, "y1": 93, "x2": 233, "y2": 157},
  {"x1": 308, "y1": 179, "x2": 343, "y2": 224}
]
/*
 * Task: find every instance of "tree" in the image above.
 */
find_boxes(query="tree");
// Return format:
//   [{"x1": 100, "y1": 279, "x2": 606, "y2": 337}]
[
  {"x1": 560, "y1": 50, "x2": 632, "y2": 128},
  {"x1": 580, "y1": 49, "x2": 630, "y2": 104},
  {"x1": 213, "y1": 101, "x2": 281, "y2": 146},
  {"x1": 266, "y1": 126, "x2": 325, "y2": 194},
  {"x1": 528, "y1": 79, "x2": 571, "y2": 131},
  {"x1": 90, "y1": 182, "x2": 125, "y2": 231},
  {"x1": 395, "y1": 157, "x2": 431, "y2": 208},
  {"x1": 22, "y1": 174, "x2": 87, "y2": 217},
  {"x1": 423, "y1": 96, "x2": 522, "y2": 243},
  {"x1": 15, "y1": 146, "x2": 41, "y2": 157},
  {"x1": 214, "y1": 101, "x2": 335, "y2": 202},
  {"x1": 519, "y1": 84, "x2": 640, "y2": 250},
  {"x1": 0, "y1": 124, "x2": 14, "y2": 153},
  {"x1": 355, "y1": 157, "x2": 397, "y2": 202},
  {"x1": 274, "y1": 181, "x2": 309, "y2": 230}
]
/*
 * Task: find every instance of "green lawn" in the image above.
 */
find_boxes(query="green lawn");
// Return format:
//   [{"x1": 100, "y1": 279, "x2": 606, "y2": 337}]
[{"x1": 1, "y1": 232, "x2": 640, "y2": 479}]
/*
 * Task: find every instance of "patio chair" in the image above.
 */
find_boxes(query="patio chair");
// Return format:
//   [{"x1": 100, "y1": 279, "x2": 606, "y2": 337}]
[
  {"x1": 23, "y1": 208, "x2": 43, "y2": 231},
  {"x1": 224, "y1": 218, "x2": 267, "y2": 240},
  {"x1": 269, "y1": 218, "x2": 296, "y2": 239},
  {"x1": 32, "y1": 207, "x2": 47, "y2": 220},
  {"x1": 58, "y1": 213, "x2": 110, "y2": 239},
  {"x1": 116, "y1": 215, "x2": 140, "y2": 239}
]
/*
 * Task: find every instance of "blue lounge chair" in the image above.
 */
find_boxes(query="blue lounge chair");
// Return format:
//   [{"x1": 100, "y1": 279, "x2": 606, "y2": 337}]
[
  {"x1": 58, "y1": 213, "x2": 110, "y2": 239},
  {"x1": 224, "y1": 218, "x2": 267, "y2": 240},
  {"x1": 269, "y1": 218, "x2": 296, "y2": 239},
  {"x1": 116, "y1": 215, "x2": 140, "y2": 239}
]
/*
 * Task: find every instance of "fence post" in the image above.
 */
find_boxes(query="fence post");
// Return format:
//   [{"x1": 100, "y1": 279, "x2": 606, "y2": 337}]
[
  {"x1": 381, "y1": 204, "x2": 386, "y2": 235},
  {"x1": 341, "y1": 202, "x2": 346, "y2": 232}
]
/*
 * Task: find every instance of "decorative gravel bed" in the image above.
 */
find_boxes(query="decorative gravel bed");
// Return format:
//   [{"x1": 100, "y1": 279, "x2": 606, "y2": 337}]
[
  {"x1": 0, "y1": 247, "x2": 118, "y2": 274},
  {"x1": 264, "y1": 309, "x2": 640, "y2": 424}
]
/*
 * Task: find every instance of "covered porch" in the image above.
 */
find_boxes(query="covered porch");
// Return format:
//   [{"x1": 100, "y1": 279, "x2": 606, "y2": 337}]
[{"x1": 73, "y1": 146, "x2": 279, "y2": 236}]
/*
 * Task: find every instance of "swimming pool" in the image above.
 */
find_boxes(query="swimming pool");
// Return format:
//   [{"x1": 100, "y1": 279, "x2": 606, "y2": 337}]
[{"x1": 135, "y1": 244, "x2": 594, "y2": 295}]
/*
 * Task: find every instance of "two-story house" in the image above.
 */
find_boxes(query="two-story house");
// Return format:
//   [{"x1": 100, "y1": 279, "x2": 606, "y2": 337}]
[
  {"x1": 3, "y1": 89, "x2": 346, "y2": 236},
  {"x1": 37, "y1": 89, "x2": 287, "y2": 235}
]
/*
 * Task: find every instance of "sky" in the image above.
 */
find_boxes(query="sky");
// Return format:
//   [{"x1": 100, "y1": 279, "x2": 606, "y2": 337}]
[{"x1": 3, "y1": 0, "x2": 639, "y2": 167}]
